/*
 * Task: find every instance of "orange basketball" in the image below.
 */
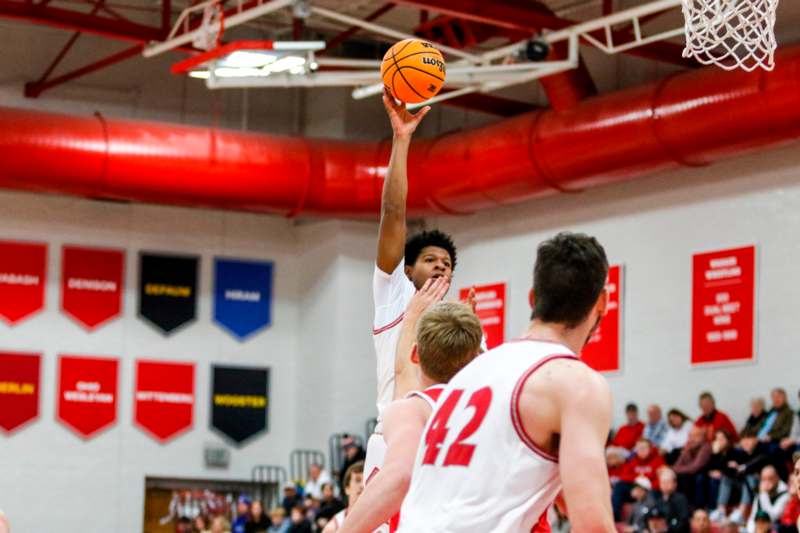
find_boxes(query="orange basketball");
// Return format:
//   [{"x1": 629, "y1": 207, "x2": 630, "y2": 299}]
[{"x1": 381, "y1": 39, "x2": 446, "y2": 104}]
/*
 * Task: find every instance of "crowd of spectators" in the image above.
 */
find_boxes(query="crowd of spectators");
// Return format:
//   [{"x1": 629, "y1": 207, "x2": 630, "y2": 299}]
[{"x1": 609, "y1": 389, "x2": 800, "y2": 533}]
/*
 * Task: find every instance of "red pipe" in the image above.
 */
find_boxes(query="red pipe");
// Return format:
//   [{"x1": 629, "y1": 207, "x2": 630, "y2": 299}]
[{"x1": 1, "y1": 45, "x2": 799, "y2": 218}]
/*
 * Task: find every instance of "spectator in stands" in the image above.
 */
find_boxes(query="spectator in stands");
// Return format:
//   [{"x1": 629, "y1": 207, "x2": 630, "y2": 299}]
[
  {"x1": 614, "y1": 438, "x2": 666, "y2": 520},
  {"x1": 267, "y1": 508, "x2": 290, "y2": 533},
  {"x1": 281, "y1": 484, "x2": 303, "y2": 516},
  {"x1": 288, "y1": 505, "x2": 312, "y2": 533},
  {"x1": 613, "y1": 403, "x2": 646, "y2": 450},
  {"x1": 646, "y1": 405, "x2": 669, "y2": 450},
  {"x1": 695, "y1": 392, "x2": 739, "y2": 443},
  {"x1": 728, "y1": 430, "x2": 771, "y2": 525},
  {"x1": 193, "y1": 514, "x2": 210, "y2": 533},
  {"x1": 246, "y1": 500, "x2": 271, "y2": 533},
  {"x1": 759, "y1": 389, "x2": 794, "y2": 452},
  {"x1": 663, "y1": 409, "x2": 693, "y2": 465},
  {"x1": 709, "y1": 429, "x2": 740, "y2": 523},
  {"x1": 674, "y1": 426, "x2": 712, "y2": 507},
  {"x1": 777, "y1": 463, "x2": 799, "y2": 533},
  {"x1": 746, "y1": 466, "x2": 790, "y2": 533},
  {"x1": 303, "y1": 464, "x2": 333, "y2": 500},
  {"x1": 752, "y1": 511, "x2": 773, "y2": 533},
  {"x1": 608, "y1": 446, "x2": 629, "y2": 484},
  {"x1": 744, "y1": 398, "x2": 768, "y2": 435},
  {"x1": 690, "y1": 509, "x2": 712, "y2": 533},
  {"x1": 646, "y1": 505, "x2": 671, "y2": 533},
  {"x1": 233, "y1": 496, "x2": 251, "y2": 533},
  {"x1": 779, "y1": 392, "x2": 800, "y2": 462},
  {"x1": 315, "y1": 483, "x2": 344, "y2": 525},
  {"x1": 654, "y1": 468, "x2": 690, "y2": 533},
  {"x1": 338, "y1": 435, "x2": 366, "y2": 490},
  {"x1": 302, "y1": 496, "x2": 319, "y2": 524},
  {"x1": 210, "y1": 516, "x2": 232, "y2": 533},
  {"x1": 624, "y1": 477, "x2": 657, "y2": 533}
]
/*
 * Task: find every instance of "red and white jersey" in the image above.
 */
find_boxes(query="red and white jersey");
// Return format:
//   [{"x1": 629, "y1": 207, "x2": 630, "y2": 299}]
[
  {"x1": 372, "y1": 261, "x2": 416, "y2": 420},
  {"x1": 397, "y1": 339, "x2": 578, "y2": 533},
  {"x1": 363, "y1": 385, "x2": 446, "y2": 533}
]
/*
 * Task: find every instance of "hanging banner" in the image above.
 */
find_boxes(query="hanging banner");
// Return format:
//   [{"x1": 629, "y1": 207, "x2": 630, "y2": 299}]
[
  {"x1": 460, "y1": 282, "x2": 506, "y2": 350},
  {"x1": 582, "y1": 264, "x2": 623, "y2": 373},
  {"x1": 0, "y1": 352, "x2": 41, "y2": 434},
  {"x1": 138, "y1": 252, "x2": 198, "y2": 335},
  {"x1": 213, "y1": 258, "x2": 273, "y2": 340},
  {"x1": 57, "y1": 355, "x2": 119, "y2": 439},
  {"x1": 134, "y1": 360, "x2": 195, "y2": 443},
  {"x1": 691, "y1": 246, "x2": 756, "y2": 365},
  {"x1": 210, "y1": 365, "x2": 269, "y2": 446},
  {"x1": 62, "y1": 245, "x2": 125, "y2": 330},
  {"x1": 0, "y1": 240, "x2": 47, "y2": 325}
]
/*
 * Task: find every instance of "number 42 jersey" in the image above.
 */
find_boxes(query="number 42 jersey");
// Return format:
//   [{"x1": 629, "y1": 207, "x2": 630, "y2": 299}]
[{"x1": 397, "y1": 339, "x2": 578, "y2": 533}]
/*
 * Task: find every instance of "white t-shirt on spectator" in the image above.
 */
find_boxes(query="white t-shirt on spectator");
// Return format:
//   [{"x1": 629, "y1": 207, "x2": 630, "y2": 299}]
[
  {"x1": 372, "y1": 260, "x2": 416, "y2": 422},
  {"x1": 746, "y1": 479, "x2": 789, "y2": 533},
  {"x1": 304, "y1": 469, "x2": 334, "y2": 499},
  {"x1": 661, "y1": 420, "x2": 692, "y2": 452}
]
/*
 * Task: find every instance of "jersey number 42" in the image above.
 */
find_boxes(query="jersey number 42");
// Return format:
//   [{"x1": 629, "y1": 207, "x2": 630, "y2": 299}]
[{"x1": 422, "y1": 387, "x2": 492, "y2": 467}]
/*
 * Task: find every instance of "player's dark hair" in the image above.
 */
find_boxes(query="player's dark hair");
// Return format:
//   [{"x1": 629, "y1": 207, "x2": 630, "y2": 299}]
[
  {"x1": 531, "y1": 232, "x2": 608, "y2": 327},
  {"x1": 699, "y1": 391, "x2": 715, "y2": 402},
  {"x1": 405, "y1": 230, "x2": 457, "y2": 271},
  {"x1": 626, "y1": 403, "x2": 638, "y2": 413}
]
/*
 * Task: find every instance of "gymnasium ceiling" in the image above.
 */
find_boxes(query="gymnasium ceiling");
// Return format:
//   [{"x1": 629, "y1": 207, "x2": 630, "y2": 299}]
[{"x1": 3, "y1": 0, "x2": 800, "y2": 112}]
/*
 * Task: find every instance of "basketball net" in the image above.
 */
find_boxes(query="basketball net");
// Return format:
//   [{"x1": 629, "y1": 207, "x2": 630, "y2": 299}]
[
  {"x1": 193, "y1": 2, "x2": 225, "y2": 51},
  {"x1": 681, "y1": 0, "x2": 779, "y2": 70}
]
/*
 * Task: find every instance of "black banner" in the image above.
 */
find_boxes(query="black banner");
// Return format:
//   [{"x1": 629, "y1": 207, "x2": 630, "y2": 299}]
[
  {"x1": 138, "y1": 252, "x2": 199, "y2": 335},
  {"x1": 211, "y1": 365, "x2": 269, "y2": 446}
]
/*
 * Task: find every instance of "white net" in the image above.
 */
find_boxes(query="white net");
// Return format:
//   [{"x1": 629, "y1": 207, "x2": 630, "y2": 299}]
[{"x1": 681, "y1": 0, "x2": 779, "y2": 70}]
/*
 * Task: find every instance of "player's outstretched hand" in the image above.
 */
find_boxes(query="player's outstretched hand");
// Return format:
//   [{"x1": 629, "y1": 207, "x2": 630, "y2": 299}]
[
  {"x1": 383, "y1": 87, "x2": 431, "y2": 138},
  {"x1": 462, "y1": 285, "x2": 477, "y2": 314},
  {"x1": 406, "y1": 276, "x2": 449, "y2": 320}
]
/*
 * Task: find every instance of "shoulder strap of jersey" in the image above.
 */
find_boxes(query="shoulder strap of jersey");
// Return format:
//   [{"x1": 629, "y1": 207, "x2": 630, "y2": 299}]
[{"x1": 404, "y1": 384, "x2": 445, "y2": 410}]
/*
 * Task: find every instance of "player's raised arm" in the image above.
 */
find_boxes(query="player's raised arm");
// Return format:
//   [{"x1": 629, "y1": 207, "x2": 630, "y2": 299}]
[
  {"x1": 555, "y1": 364, "x2": 616, "y2": 533},
  {"x1": 376, "y1": 89, "x2": 430, "y2": 275},
  {"x1": 339, "y1": 400, "x2": 427, "y2": 533},
  {"x1": 393, "y1": 276, "x2": 449, "y2": 399}
]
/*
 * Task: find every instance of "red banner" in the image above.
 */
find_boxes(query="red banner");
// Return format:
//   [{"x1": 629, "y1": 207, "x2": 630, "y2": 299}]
[
  {"x1": 134, "y1": 360, "x2": 195, "y2": 443},
  {"x1": 57, "y1": 355, "x2": 119, "y2": 439},
  {"x1": 62, "y1": 245, "x2": 124, "y2": 330},
  {"x1": 0, "y1": 240, "x2": 47, "y2": 325},
  {"x1": 582, "y1": 265, "x2": 623, "y2": 373},
  {"x1": 692, "y1": 246, "x2": 755, "y2": 365},
  {"x1": 460, "y1": 283, "x2": 506, "y2": 350},
  {"x1": 0, "y1": 352, "x2": 41, "y2": 434}
]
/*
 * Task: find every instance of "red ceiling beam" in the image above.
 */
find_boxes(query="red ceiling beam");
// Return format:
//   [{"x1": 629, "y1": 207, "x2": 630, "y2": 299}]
[
  {"x1": 394, "y1": 0, "x2": 695, "y2": 67},
  {"x1": 441, "y1": 90, "x2": 538, "y2": 116},
  {"x1": 392, "y1": 0, "x2": 573, "y2": 31},
  {"x1": 319, "y1": 2, "x2": 395, "y2": 55},
  {"x1": 24, "y1": 43, "x2": 143, "y2": 97},
  {"x1": 0, "y1": 0, "x2": 163, "y2": 41}
]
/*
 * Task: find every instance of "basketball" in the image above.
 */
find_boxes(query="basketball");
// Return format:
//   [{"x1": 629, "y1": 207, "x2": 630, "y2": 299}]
[{"x1": 381, "y1": 39, "x2": 446, "y2": 104}]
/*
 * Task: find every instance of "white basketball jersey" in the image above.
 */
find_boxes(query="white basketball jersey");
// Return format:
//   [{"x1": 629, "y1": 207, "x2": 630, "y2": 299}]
[
  {"x1": 372, "y1": 261, "x2": 416, "y2": 421},
  {"x1": 364, "y1": 385, "x2": 446, "y2": 533},
  {"x1": 332, "y1": 509, "x2": 346, "y2": 529},
  {"x1": 398, "y1": 339, "x2": 578, "y2": 533}
]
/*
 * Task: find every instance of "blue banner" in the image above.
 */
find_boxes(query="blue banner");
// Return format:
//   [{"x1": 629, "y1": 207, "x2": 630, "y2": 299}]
[{"x1": 214, "y1": 258, "x2": 273, "y2": 340}]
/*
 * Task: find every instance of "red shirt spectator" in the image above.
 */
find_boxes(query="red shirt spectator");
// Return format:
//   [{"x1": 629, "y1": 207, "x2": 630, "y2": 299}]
[
  {"x1": 621, "y1": 439, "x2": 666, "y2": 490},
  {"x1": 694, "y1": 391, "x2": 738, "y2": 442},
  {"x1": 612, "y1": 402, "x2": 645, "y2": 450}
]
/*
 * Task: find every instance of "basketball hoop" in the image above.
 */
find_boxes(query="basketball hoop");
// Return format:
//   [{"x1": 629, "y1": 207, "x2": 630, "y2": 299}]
[{"x1": 681, "y1": 0, "x2": 779, "y2": 70}]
